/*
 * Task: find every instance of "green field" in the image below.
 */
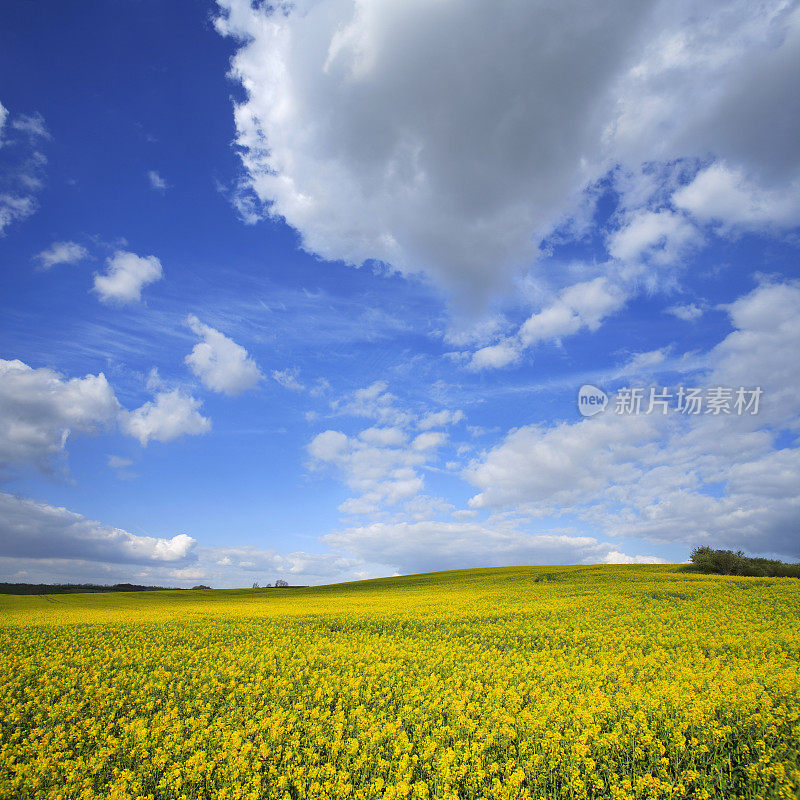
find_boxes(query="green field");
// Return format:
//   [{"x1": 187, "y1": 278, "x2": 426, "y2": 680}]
[{"x1": 1, "y1": 565, "x2": 799, "y2": 800}]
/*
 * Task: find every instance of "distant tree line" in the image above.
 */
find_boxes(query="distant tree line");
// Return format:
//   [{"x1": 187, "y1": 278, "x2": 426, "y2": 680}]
[
  {"x1": 251, "y1": 579, "x2": 293, "y2": 589},
  {"x1": 0, "y1": 582, "x2": 177, "y2": 595},
  {"x1": 685, "y1": 547, "x2": 800, "y2": 578}
]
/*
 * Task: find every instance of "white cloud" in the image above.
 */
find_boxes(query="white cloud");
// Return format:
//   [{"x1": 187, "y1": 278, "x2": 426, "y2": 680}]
[
  {"x1": 308, "y1": 429, "x2": 349, "y2": 462},
  {"x1": 34, "y1": 241, "x2": 89, "y2": 270},
  {"x1": 666, "y1": 302, "x2": 704, "y2": 322},
  {"x1": 309, "y1": 377, "x2": 331, "y2": 397},
  {"x1": 310, "y1": 414, "x2": 445, "y2": 514},
  {"x1": 0, "y1": 547, "x2": 376, "y2": 589},
  {"x1": 0, "y1": 104, "x2": 48, "y2": 236},
  {"x1": 520, "y1": 277, "x2": 627, "y2": 347},
  {"x1": 441, "y1": 315, "x2": 509, "y2": 349},
  {"x1": 359, "y1": 426, "x2": 407, "y2": 447},
  {"x1": 464, "y1": 281, "x2": 800, "y2": 556},
  {"x1": 107, "y1": 454, "x2": 136, "y2": 480},
  {"x1": 215, "y1": 0, "x2": 641, "y2": 298},
  {"x1": 0, "y1": 194, "x2": 37, "y2": 236},
  {"x1": 411, "y1": 431, "x2": 446, "y2": 451},
  {"x1": 272, "y1": 367, "x2": 305, "y2": 392},
  {"x1": 120, "y1": 389, "x2": 211, "y2": 446},
  {"x1": 610, "y1": 348, "x2": 671, "y2": 381},
  {"x1": 312, "y1": 385, "x2": 498, "y2": 515},
  {"x1": 185, "y1": 315, "x2": 263, "y2": 395},
  {"x1": 324, "y1": 520, "x2": 664, "y2": 575},
  {"x1": 311, "y1": 384, "x2": 473, "y2": 513},
  {"x1": 309, "y1": 425, "x2": 428, "y2": 514},
  {"x1": 215, "y1": 0, "x2": 800, "y2": 299},
  {"x1": 107, "y1": 455, "x2": 133, "y2": 470},
  {"x1": 147, "y1": 170, "x2": 169, "y2": 191},
  {"x1": 417, "y1": 409, "x2": 464, "y2": 430},
  {"x1": 469, "y1": 277, "x2": 628, "y2": 371},
  {"x1": 0, "y1": 495, "x2": 665, "y2": 586},
  {"x1": 11, "y1": 113, "x2": 49, "y2": 140},
  {"x1": 710, "y1": 280, "x2": 800, "y2": 428},
  {"x1": 331, "y1": 381, "x2": 412, "y2": 427},
  {"x1": 145, "y1": 367, "x2": 165, "y2": 392},
  {"x1": 469, "y1": 341, "x2": 521, "y2": 371},
  {"x1": 673, "y1": 162, "x2": 800, "y2": 230},
  {"x1": 196, "y1": 544, "x2": 373, "y2": 585},
  {"x1": 607, "y1": 2, "x2": 800, "y2": 175},
  {"x1": 93, "y1": 250, "x2": 163, "y2": 304},
  {"x1": 602, "y1": 550, "x2": 667, "y2": 565},
  {"x1": 607, "y1": 210, "x2": 701, "y2": 269},
  {"x1": 0, "y1": 359, "x2": 120, "y2": 472},
  {"x1": 0, "y1": 491, "x2": 196, "y2": 565},
  {"x1": 466, "y1": 412, "x2": 659, "y2": 513}
]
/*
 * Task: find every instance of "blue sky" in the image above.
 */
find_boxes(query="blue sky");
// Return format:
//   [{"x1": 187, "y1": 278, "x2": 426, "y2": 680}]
[{"x1": 1, "y1": 0, "x2": 798, "y2": 586}]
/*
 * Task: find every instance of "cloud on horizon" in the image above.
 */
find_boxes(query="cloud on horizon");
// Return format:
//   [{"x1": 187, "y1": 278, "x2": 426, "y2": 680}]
[
  {"x1": 0, "y1": 491, "x2": 196, "y2": 565},
  {"x1": 464, "y1": 281, "x2": 800, "y2": 557}
]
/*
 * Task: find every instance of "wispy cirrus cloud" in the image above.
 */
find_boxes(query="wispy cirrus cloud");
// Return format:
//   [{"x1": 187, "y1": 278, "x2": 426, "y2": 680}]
[
  {"x1": 147, "y1": 170, "x2": 169, "y2": 191},
  {"x1": 0, "y1": 101, "x2": 49, "y2": 236},
  {"x1": 34, "y1": 241, "x2": 89, "y2": 270}
]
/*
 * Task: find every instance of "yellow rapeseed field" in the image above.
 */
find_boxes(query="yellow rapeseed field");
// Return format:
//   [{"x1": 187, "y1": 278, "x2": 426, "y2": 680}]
[{"x1": 0, "y1": 565, "x2": 798, "y2": 800}]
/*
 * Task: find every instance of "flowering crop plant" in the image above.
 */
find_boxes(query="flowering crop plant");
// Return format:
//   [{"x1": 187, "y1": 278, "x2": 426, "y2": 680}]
[{"x1": 1, "y1": 565, "x2": 798, "y2": 800}]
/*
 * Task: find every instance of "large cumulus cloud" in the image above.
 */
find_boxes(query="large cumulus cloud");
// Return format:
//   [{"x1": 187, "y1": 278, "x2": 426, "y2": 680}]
[{"x1": 216, "y1": 0, "x2": 800, "y2": 299}]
